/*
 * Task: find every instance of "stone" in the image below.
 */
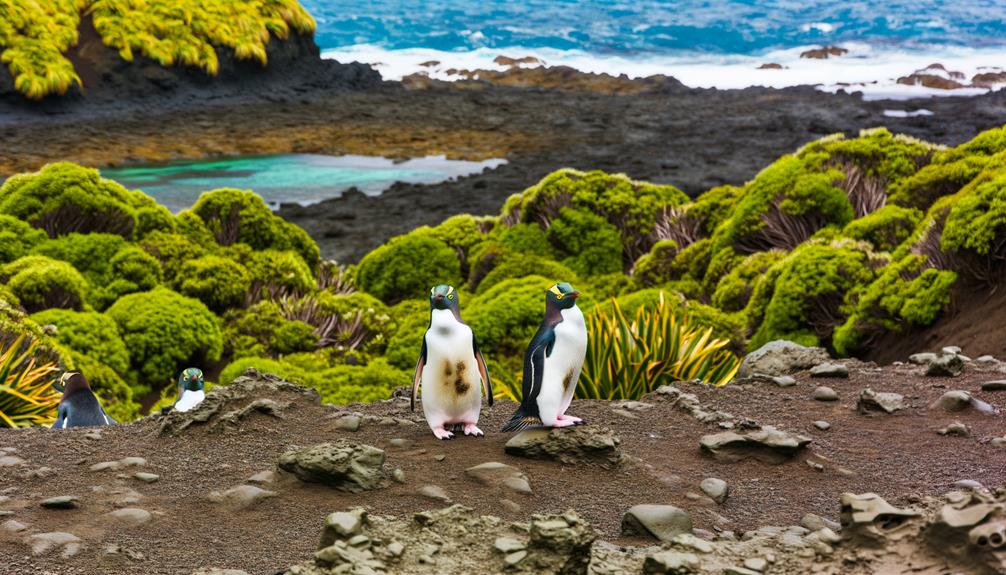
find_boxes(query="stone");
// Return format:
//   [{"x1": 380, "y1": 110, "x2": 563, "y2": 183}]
[
  {"x1": 671, "y1": 533, "x2": 714, "y2": 553},
  {"x1": 810, "y1": 363, "x2": 848, "y2": 378},
  {"x1": 418, "y1": 484, "x2": 450, "y2": 502},
  {"x1": 840, "y1": 492, "x2": 919, "y2": 545},
  {"x1": 333, "y1": 415, "x2": 361, "y2": 432},
  {"x1": 976, "y1": 355, "x2": 997, "y2": 364},
  {"x1": 504, "y1": 426, "x2": 621, "y2": 467},
  {"x1": 724, "y1": 568, "x2": 759, "y2": 575},
  {"x1": 942, "y1": 346, "x2": 962, "y2": 355},
  {"x1": 699, "y1": 478, "x2": 729, "y2": 504},
  {"x1": 494, "y1": 537, "x2": 526, "y2": 553},
  {"x1": 813, "y1": 386, "x2": 839, "y2": 401},
  {"x1": 120, "y1": 457, "x2": 147, "y2": 467},
  {"x1": 392, "y1": 468, "x2": 406, "y2": 483},
  {"x1": 992, "y1": 437, "x2": 1006, "y2": 448},
  {"x1": 770, "y1": 375, "x2": 797, "y2": 387},
  {"x1": 209, "y1": 485, "x2": 276, "y2": 509},
  {"x1": 108, "y1": 508, "x2": 152, "y2": 525},
  {"x1": 909, "y1": 352, "x2": 938, "y2": 365},
  {"x1": 134, "y1": 472, "x2": 159, "y2": 483},
  {"x1": 278, "y1": 441, "x2": 385, "y2": 492},
  {"x1": 926, "y1": 354, "x2": 964, "y2": 377},
  {"x1": 191, "y1": 570, "x2": 250, "y2": 575},
  {"x1": 801, "y1": 513, "x2": 840, "y2": 532},
  {"x1": 857, "y1": 388, "x2": 906, "y2": 414},
  {"x1": 938, "y1": 422, "x2": 970, "y2": 437},
  {"x1": 814, "y1": 420, "x2": 831, "y2": 430},
  {"x1": 320, "y1": 508, "x2": 367, "y2": 546},
  {"x1": 699, "y1": 426, "x2": 811, "y2": 464},
  {"x1": 743, "y1": 557, "x2": 768, "y2": 572},
  {"x1": 738, "y1": 340, "x2": 830, "y2": 378},
  {"x1": 0, "y1": 455, "x2": 25, "y2": 467},
  {"x1": 465, "y1": 462, "x2": 532, "y2": 495},
  {"x1": 981, "y1": 380, "x2": 1006, "y2": 391},
  {"x1": 622, "y1": 505, "x2": 693, "y2": 541},
  {"x1": 40, "y1": 495, "x2": 79, "y2": 509},
  {"x1": 388, "y1": 438, "x2": 411, "y2": 448},
  {"x1": 937, "y1": 390, "x2": 973, "y2": 412},
  {"x1": 504, "y1": 550, "x2": 528, "y2": 566},
  {"x1": 3, "y1": 519, "x2": 27, "y2": 532},
  {"x1": 246, "y1": 470, "x2": 275, "y2": 484},
  {"x1": 386, "y1": 541, "x2": 405, "y2": 557},
  {"x1": 642, "y1": 550, "x2": 700, "y2": 574},
  {"x1": 91, "y1": 457, "x2": 147, "y2": 472},
  {"x1": 527, "y1": 512, "x2": 594, "y2": 574},
  {"x1": 29, "y1": 532, "x2": 82, "y2": 557}
]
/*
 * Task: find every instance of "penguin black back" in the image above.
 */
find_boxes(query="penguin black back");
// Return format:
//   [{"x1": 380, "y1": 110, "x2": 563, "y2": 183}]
[{"x1": 52, "y1": 372, "x2": 115, "y2": 428}]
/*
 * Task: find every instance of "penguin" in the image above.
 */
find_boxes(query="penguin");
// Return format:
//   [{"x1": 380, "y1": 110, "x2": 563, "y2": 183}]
[
  {"x1": 51, "y1": 371, "x2": 116, "y2": 429},
  {"x1": 173, "y1": 367, "x2": 205, "y2": 413},
  {"x1": 502, "y1": 282, "x2": 587, "y2": 432},
  {"x1": 412, "y1": 284, "x2": 493, "y2": 440}
]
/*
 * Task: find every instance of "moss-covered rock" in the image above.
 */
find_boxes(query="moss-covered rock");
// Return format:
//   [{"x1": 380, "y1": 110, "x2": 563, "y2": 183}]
[
  {"x1": 356, "y1": 231, "x2": 462, "y2": 304},
  {"x1": 1, "y1": 255, "x2": 87, "y2": 313}
]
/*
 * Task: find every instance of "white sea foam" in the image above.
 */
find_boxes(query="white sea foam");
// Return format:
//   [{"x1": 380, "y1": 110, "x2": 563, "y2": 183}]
[
  {"x1": 883, "y1": 109, "x2": 935, "y2": 118},
  {"x1": 323, "y1": 42, "x2": 1006, "y2": 101}
]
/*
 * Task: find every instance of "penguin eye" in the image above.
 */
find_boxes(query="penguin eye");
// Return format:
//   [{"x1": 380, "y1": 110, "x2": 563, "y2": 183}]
[{"x1": 448, "y1": 294, "x2": 454, "y2": 300}]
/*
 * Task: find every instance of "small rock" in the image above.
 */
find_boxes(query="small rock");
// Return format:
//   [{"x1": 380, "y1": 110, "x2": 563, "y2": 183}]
[
  {"x1": 0, "y1": 455, "x2": 26, "y2": 467},
  {"x1": 418, "y1": 484, "x2": 450, "y2": 502},
  {"x1": 622, "y1": 505, "x2": 693, "y2": 541},
  {"x1": 333, "y1": 415, "x2": 361, "y2": 432},
  {"x1": 278, "y1": 441, "x2": 385, "y2": 492},
  {"x1": 813, "y1": 386, "x2": 839, "y2": 401},
  {"x1": 388, "y1": 438, "x2": 411, "y2": 448},
  {"x1": 347, "y1": 534, "x2": 369, "y2": 547},
  {"x1": 501, "y1": 499, "x2": 521, "y2": 513},
  {"x1": 699, "y1": 478, "x2": 729, "y2": 504},
  {"x1": 810, "y1": 363, "x2": 848, "y2": 378},
  {"x1": 926, "y1": 354, "x2": 964, "y2": 377},
  {"x1": 857, "y1": 388, "x2": 905, "y2": 414},
  {"x1": 909, "y1": 352, "x2": 938, "y2": 365},
  {"x1": 700, "y1": 426, "x2": 811, "y2": 463},
  {"x1": 465, "y1": 462, "x2": 532, "y2": 495},
  {"x1": 209, "y1": 485, "x2": 276, "y2": 509},
  {"x1": 134, "y1": 472, "x2": 159, "y2": 483},
  {"x1": 981, "y1": 380, "x2": 1006, "y2": 391},
  {"x1": 992, "y1": 437, "x2": 1006, "y2": 448},
  {"x1": 743, "y1": 557, "x2": 768, "y2": 572},
  {"x1": 801, "y1": 513, "x2": 840, "y2": 532},
  {"x1": 246, "y1": 470, "x2": 274, "y2": 484},
  {"x1": 386, "y1": 541, "x2": 405, "y2": 557},
  {"x1": 724, "y1": 567, "x2": 760, "y2": 575},
  {"x1": 937, "y1": 390, "x2": 973, "y2": 412},
  {"x1": 120, "y1": 457, "x2": 147, "y2": 467},
  {"x1": 976, "y1": 355, "x2": 996, "y2": 364},
  {"x1": 107, "y1": 508, "x2": 152, "y2": 525},
  {"x1": 494, "y1": 537, "x2": 526, "y2": 553},
  {"x1": 938, "y1": 422, "x2": 970, "y2": 437},
  {"x1": 738, "y1": 340, "x2": 830, "y2": 378},
  {"x1": 29, "y1": 532, "x2": 82, "y2": 557},
  {"x1": 643, "y1": 550, "x2": 700, "y2": 574},
  {"x1": 40, "y1": 496, "x2": 79, "y2": 509},
  {"x1": 813, "y1": 420, "x2": 831, "y2": 430},
  {"x1": 320, "y1": 508, "x2": 367, "y2": 547},
  {"x1": 3, "y1": 519, "x2": 27, "y2": 532},
  {"x1": 434, "y1": 454, "x2": 446, "y2": 462},
  {"x1": 806, "y1": 460, "x2": 825, "y2": 472},
  {"x1": 771, "y1": 375, "x2": 797, "y2": 387},
  {"x1": 953, "y1": 479, "x2": 985, "y2": 491},
  {"x1": 942, "y1": 346, "x2": 962, "y2": 355},
  {"x1": 671, "y1": 533, "x2": 714, "y2": 553},
  {"x1": 504, "y1": 550, "x2": 528, "y2": 566},
  {"x1": 392, "y1": 468, "x2": 406, "y2": 483}
]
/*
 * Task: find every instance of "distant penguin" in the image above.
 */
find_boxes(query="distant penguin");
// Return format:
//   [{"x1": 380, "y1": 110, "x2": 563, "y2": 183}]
[
  {"x1": 173, "y1": 367, "x2": 205, "y2": 413},
  {"x1": 502, "y1": 282, "x2": 587, "y2": 432},
  {"x1": 412, "y1": 284, "x2": 493, "y2": 440},
  {"x1": 51, "y1": 372, "x2": 115, "y2": 429}
]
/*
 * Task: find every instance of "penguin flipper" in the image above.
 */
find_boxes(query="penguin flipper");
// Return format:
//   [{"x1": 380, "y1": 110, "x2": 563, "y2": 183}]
[
  {"x1": 501, "y1": 332, "x2": 551, "y2": 432},
  {"x1": 472, "y1": 335, "x2": 493, "y2": 406},
  {"x1": 411, "y1": 338, "x2": 428, "y2": 412}
]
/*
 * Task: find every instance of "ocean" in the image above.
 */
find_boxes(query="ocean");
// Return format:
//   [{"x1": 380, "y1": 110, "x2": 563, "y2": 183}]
[{"x1": 306, "y1": 0, "x2": 1006, "y2": 99}]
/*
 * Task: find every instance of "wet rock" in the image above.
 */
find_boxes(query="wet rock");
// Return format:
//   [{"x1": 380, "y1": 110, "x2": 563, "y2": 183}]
[
  {"x1": 134, "y1": 472, "x2": 159, "y2": 483},
  {"x1": 278, "y1": 441, "x2": 385, "y2": 492},
  {"x1": 810, "y1": 363, "x2": 848, "y2": 378},
  {"x1": 857, "y1": 388, "x2": 906, "y2": 414},
  {"x1": 926, "y1": 354, "x2": 965, "y2": 377},
  {"x1": 981, "y1": 380, "x2": 1006, "y2": 391},
  {"x1": 642, "y1": 550, "x2": 700, "y2": 574},
  {"x1": 504, "y1": 426, "x2": 621, "y2": 468},
  {"x1": 40, "y1": 495, "x2": 79, "y2": 509},
  {"x1": 738, "y1": 340, "x2": 830, "y2": 378},
  {"x1": 814, "y1": 420, "x2": 831, "y2": 430},
  {"x1": 465, "y1": 462, "x2": 532, "y2": 494},
  {"x1": 622, "y1": 505, "x2": 693, "y2": 541},
  {"x1": 247, "y1": 470, "x2": 274, "y2": 484},
  {"x1": 418, "y1": 484, "x2": 450, "y2": 502},
  {"x1": 938, "y1": 422, "x2": 970, "y2": 437},
  {"x1": 107, "y1": 508, "x2": 152, "y2": 525},
  {"x1": 209, "y1": 485, "x2": 277, "y2": 509},
  {"x1": 840, "y1": 492, "x2": 919, "y2": 546},
  {"x1": 29, "y1": 532, "x2": 82, "y2": 557},
  {"x1": 909, "y1": 352, "x2": 938, "y2": 365},
  {"x1": 897, "y1": 64, "x2": 967, "y2": 90},
  {"x1": 699, "y1": 426, "x2": 811, "y2": 463},
  {"x1": 758, "y1": 63, "x2": 784, "y2": 69},
  {"x1": 699, "y1": 478, "x2": 729, "y2": 504},
  {"x1": 800, "y1": 46, "x2": 848, "y2": 59},
  {"x1": 320, "y1": 508, "x2": 367, "y2": 547},
  {"x1": 813, "y1": 386, "x2": 839, "y2": 401}
]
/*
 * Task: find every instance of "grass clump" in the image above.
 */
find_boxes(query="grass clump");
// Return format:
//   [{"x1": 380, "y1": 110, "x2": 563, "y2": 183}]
[{"x1": 0, "y1": 334, "x2": 60, "y2": 428}]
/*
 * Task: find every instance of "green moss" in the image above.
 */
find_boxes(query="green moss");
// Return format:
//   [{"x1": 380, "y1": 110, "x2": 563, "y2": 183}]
[
  {"x1": 175, "y1": 255, "x2": 251, "y2": 312},
  {"x1": 684, "y1": 185, "x2": 741, "y2": 236},
  {"x1": 632, "y1": 239, "x2": 678, "y2": 287},
  {"x1": 669, "y1": 238, "x2": 714, "y2": 283},
  {"x1": 140, "y1": 231, "x2": 207, "y2": 284},
  {"x1": 940, "y1": 168, "x2": 1006, "y2": 257},
  {"x1": 316, "y1": 291, "x2": 396, "y2": 353},
  {"x1": 384, "y1": 299, "x2": 431, "y2": 371},
  {"x1": 30, "y1": 309, "x2": 129, "y2": 376},
  {"x1": 800, "y1": 127, "x2": 935, "y2": 183},
  {"x1": 843, "y1": 204, "x2": 923, "y2": 252},
  {"x1": 476, "y1": 254, "x2": 579, "y2": 294},
  {"x1": 466, "y1": 275, "x2": 554, "y2": 356},
  {"x1": 0, "y1": 215, "x2": 46, "y2": 265},
  {"x1": 242, "y1": 249, "x2": 315, "y2": 297},
  {"x1": 219, "y1": 356, "x2": 406, "y2": 405},
  {"x1": 547, "y1": 207, "x2": 623, "y2": 276},
  {"x1": 223, "y1": 301, "x2": 317, "y2": 359},
  {"x1": 135, "y1": 205, "x2": 176, "y2": 239},
  {"x1": 356, "y1": 231, "x2": 462, "y2": 304},
  {"x1": 105, "y1": 287, "x2": 223, "y2": 389},
  {"x1": 712, "y1": 250, "x2": 785, "y2": 312},
  {"x1": 1, "y1": 255, "x2": 87, "y2": 313},
  {"x1": 0, "y1": 163, "x2": 150, "y2": 238}
]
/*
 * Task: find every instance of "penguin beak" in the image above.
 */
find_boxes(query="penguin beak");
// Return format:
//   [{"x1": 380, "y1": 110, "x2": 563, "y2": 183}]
[
  {"x1": 569, "y1": 291, "x2": 580, "y2": 299},
  {"x1": 433, "y1": 294, "x2": 443, "y2": 302}
]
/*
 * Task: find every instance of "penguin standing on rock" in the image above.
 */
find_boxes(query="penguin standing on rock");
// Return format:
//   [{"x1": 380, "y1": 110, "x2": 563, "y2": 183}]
[
  {"x1": 502, "y1": 282, "x2": 587, "y2": 432},
  {"x1": 51, "y1": 372, "x2": 115, "y2": 429},
  {"x1": 412, "y1": 285, "x2": 493, "y2": 440},
  {"x1": 173, "y1": 368, "x2": 205, "y2": 413}
]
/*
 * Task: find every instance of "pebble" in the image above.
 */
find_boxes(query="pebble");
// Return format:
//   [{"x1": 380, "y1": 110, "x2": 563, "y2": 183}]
[
  {"x1": 388, "y1": 438, "x2": 411, "y2": 448},
  {"x1": 418, "y1": 484, "x2": 450, "y2": 502},
  {"x1": 772, "y1": 375, "x2": 797, "y2": 387},
  {"x1": 813, "y1": 420, "x2": 831, "y2": 431},
  {"x1": 392, "y1": 468, "x2": 406, "y2": 483},
  {"x1": 501, "y1": 499, "x2": 522, "y2": 513},
  {"x1": 810, "y1": 363, "x2": 848, "y2": 378},
  {"x1": 942, "y1": 346, "x2": 962, "y2": 355},
  {"x1": 434, "y1": 454, "x2": 446, "y2": 462},
  {"x1": 992, "y1": 437, "x2": 1006, "y2": 448},
  {"x1": 812, "y1": 386, "x2": 839, "y2": 401},
  {"x1": 134, "y1": 472, "x2": 159, "y2": 483},
  {"x1": 909, "y1": 352, "x2": 938, "y2": 365},
  {"x1": 107, "y1": 508, "x2": 152, "y2": 525},
  {"x1": 699, "y1": 478, "x2": 729, "y2": 504},
  {"x1": 926, "y1": 354, "x2": 965, "y2": 377},
  {"x1": 247, "y1": 470, "x2": 275, "y2": 484},
  {"x1": 2, "y1": 519, "x2": 27, "y2": 532},
  {"x1": 504, "y1": 551, "x2": 528, "y2": 566},
  {"x1": 976, "y1": 355, "x2": 997, "y2": 364},
  {"x1": 333, "y1": 415, "x2": 361, "y2": 432},
  {"x1": 0, "y1": 455, "x2": 25, "y2": 467},
  {"x1": 386, "y1": 541, "x2": 405, "y2": 557},
  {"x1": 938, "y1": 422, "x2": 970, "y2": 437},
  {"x1": 981, "y1": 380, "x2": 1006, "y2": 391},
  {"x1": 209, "y1": 485, "x2": 277, "y2": 508},
  {"x1": 744, "y1": 557, "x2": 768, "y2": 572},
  {"x1": 40, "y1": 496, "x2": 79, "y2": 509},
  {"x1": 622, "y1": 504, "x2": 693, "y2": 541},
  {"x1": 643, "y1": 551, "x2": 699, "y2": 573}
]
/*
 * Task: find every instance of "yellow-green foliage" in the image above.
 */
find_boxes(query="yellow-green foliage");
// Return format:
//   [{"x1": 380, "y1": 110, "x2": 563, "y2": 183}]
[
  {"x1": 0, "y1": 0, "x2": 315, "y2": 99},
  {"x1": 0, "y1": 334, "x2": 60, "y2": 427},
  {"x1": 0, "y1": 214, "x2": 46, "y2": 265},
  {"x1": 940, "y1": 167, "x2": 1006, "y2": 257},
  {"x1": 712, "y1": 250, "x2": 785, "y2": 312},
  {"x1": 843, "y1": 204, "x2": 922, "y2": 253},
  {"x1": 176, "y1": 255, "x2": 251, "y2": 312},
  {"x1": 356, "y1": 230, "x2": 462, "y2": 304},
  {"x1": 1, "y1": 255, "x2": 88, "y2": 313}
]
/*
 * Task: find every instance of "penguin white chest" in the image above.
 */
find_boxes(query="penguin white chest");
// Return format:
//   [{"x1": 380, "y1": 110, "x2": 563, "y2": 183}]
[
  {"x1": 175, "y1": 389, "x2": 205, "y2": 413},
  {"x1": 422, "y1": 310, "x2": 481, "y2": 414},
  {"x1": 543, "y1": 306, "x2": 587, "y2": 398}
]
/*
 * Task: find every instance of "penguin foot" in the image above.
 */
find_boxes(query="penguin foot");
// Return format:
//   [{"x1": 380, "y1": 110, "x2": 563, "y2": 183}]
[
  {"x1": 462, "y1": 423, "x2": 484, "y2": 437},
  {"x1": 550, "y1": 419, "x2": 577, "y2": 428},
  {"x1": 558, "y1": 414, "x2": 585, "y2": 425},
  {"x1": 432, "y1": 428, "x2": 455, "y2": 440}
]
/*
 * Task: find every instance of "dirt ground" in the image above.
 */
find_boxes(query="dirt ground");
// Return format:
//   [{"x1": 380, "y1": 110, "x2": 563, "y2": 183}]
[{"x1": 0, "y1": 355, "x2": 1004, "y2": 575}]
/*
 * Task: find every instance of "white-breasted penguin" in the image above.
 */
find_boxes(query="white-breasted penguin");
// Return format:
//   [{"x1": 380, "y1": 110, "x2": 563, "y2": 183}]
[
  {"x1": 502, "y1": 282, "x2": 587, "y2": 432},
  {"x1": 412, "y1": 284, "x2": 493, "y2": 440},
  {"x1": 173, "y1": 367, "x2": 205, "y2": 412},
  {"x1": 51, "y1": 372, "x2": 116, "y2": 429}
]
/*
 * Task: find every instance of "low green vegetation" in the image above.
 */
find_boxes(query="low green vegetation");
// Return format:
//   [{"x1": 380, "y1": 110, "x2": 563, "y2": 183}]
[
  {"x1": 0, "y1": 0, "x2": 315, "y2": 99},
  {"x1": 1, "y1": 126, "x2": 1004, "y2": 422}
]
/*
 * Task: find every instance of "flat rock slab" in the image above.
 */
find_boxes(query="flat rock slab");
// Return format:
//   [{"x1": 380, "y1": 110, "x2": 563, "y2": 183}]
[
  {"x1": 810, "y1": 363, "x2": 848, "y2": 378},
  {"x1": 981, "y1": 380, "x2": 1006, "y2": 391},
  {"x1": 738, "y1": 340, "x2": 830, "y2": 378},
  {"x1": 700, "y1": 426, "x2": 811, "y2": 464},
  {"x1": 858, "y1": 388, "x2": 906, "y2": 414},
  {"x1": 107, "y1": 508, "x2": 152, "y2": 525},
  {"x1": 29, "y1": 532, "x2": 82, "y2": 557},
  {"x1": 40, "y1": 496, "x2": 79, "y2": 509},
  {"x1": 504, "y1": 426, "x2": 622, "y2": 468},
  {"x1": 622, "y1": 505, "x2": 693, "y2": 542},
  {"x1": 209, "y1": 485, "x2": 277, "y2": 509},
  {"x1": 465, "y1": 462, "x2": 532, "y2": 495},
  {"x1": 277, "y1": 441, "x2": 385, "y2": 492}
]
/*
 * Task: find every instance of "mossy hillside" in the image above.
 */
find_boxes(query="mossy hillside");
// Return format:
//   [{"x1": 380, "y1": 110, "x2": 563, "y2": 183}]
[{"x1": 0, "y1": 0, "x2": 316, "y2": 99}]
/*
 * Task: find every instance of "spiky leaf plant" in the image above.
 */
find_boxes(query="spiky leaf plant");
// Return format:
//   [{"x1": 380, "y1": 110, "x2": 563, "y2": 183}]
[{"x1": 0, "y1": 334, "x2": 60, "y2": 428}]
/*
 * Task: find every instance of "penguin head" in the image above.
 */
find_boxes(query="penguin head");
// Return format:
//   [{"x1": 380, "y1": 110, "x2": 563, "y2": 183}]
[
  {"x1": 178, "y1": 368, "x2": 205, "y2": 392},
  {"x1": 546, "y1": 282, "x2": 580, "y2": 310},
  {"x1": 429, "y1": 284, "x2": 460, "y2": 312},
  {"x1": 57, "y1": 371, "x2": 90, "y2": 397}
]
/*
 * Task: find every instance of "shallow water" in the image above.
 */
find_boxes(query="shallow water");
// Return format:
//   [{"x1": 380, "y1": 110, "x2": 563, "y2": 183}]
[{"x1": 102, "y1": 154, "x2": 506, "y2": 213}]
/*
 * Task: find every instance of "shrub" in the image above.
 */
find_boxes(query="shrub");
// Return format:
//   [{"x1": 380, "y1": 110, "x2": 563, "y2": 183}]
[
  {"x1": 466, "y1": 276, "x2": 556, "y2": 356},
  {"x1": 547, "y1": 207, "x2": 624, "y2": 276},
  {"x1": 0, "y1": 163, "x2": 149, "y2": 238},
  {"x1": 219, "y1": 356, "x2": 406, "y2": 405},
  {"x1": 384, "y1": 299, "x2": 431, "y2": 371},
  {"x1": 241, "y1": 249, "x2": 315, "y2": 300},
  {"x1": 224, "y1": 301, "x2": 317, "y2": 359},
  {"x1": 30, "y1": 309, "x2": 129, "y2": 376},
  {"x1": 141, "y1": 231, "x2": 208, "y2": 284},
  {"x1": 356, "y1": 231, "x2": 462, "y2": 304},
  {"x1": 312, "y1": 291, "x2": 395, "y2": 353},
  {"x1": 190, "y1": 188, "x2": 319, "y2": 268},
  {"x1": 940, "y1": 167, "x2": 1006, "y2": 283},
  {"x1": 1, "y1": 255, "x2": 87, "y2": 313},
  {"x1": 0, "y1": 215, "x2": 46, "y2": 265},
  {"x1": 106, "y1": 287, "x2": 223, "y2": 389},
  {"x1": 135, "y1": 205, "x2": 176, "y2": 239},
  {"x1": 476, "y1": 254, "x2": 579, "y2": 294},
  {"x1": 0, "y1": 0, "x2": 81, "y2": 99},
  {"x1": 0, "y1": 334, "x2": 60, "y2": 428},
  {"x1": 843, "y1": 204, "x2": 923, "y2": 253},
  {"x1": 176, "y1": 255, "x2": 251, "y2": 312},
  {"x1": 632, "y1": 239, "x2": 678, "y2": 287},
  {"x1": 712, "y1": 250, "x2": 786, "y2": 312}
]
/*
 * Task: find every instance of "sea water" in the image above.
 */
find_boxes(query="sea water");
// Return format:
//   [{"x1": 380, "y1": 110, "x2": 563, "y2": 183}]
[
  {"x1": 101, "y1": 154, "x2": 506, "y2": 213},
  {"x1": 307, "y1": 0, "x2": 1006, "y2": 99}
]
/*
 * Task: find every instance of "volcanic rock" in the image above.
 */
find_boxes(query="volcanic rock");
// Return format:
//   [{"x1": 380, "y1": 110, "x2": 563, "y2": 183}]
[
  {"x1": 857, "y1": 388, "x2": 906, "y2": 414},
  {"x1": 504, "y1": 426, "x2": 621, "y2": 467},
  {"x1": 738, "y1": 340, "x2": 830, "y2": 378},
  {"x1": 278, "y1": 441, "x2": 385, "y2": 492}
]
